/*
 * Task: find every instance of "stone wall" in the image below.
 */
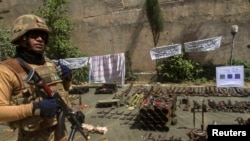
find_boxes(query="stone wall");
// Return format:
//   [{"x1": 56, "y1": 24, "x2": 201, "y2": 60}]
[{"x1": 1, "y1": 0, "x2": 250, "y2": 72}]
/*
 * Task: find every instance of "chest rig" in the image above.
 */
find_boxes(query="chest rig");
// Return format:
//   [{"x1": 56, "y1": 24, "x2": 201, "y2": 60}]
[{"x1": 1, "y1": 58, "x2": 68, "y2": 131}]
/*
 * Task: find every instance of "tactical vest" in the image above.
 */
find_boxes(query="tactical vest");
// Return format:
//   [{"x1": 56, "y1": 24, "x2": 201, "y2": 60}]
[{"x1": 1, "y1": 58, "x2": 70, "y2": 131}]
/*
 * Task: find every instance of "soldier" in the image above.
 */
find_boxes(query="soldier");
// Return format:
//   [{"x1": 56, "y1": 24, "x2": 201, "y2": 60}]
[{"x1": 0, "y1": 14, "x2": 72, "y2": 141}]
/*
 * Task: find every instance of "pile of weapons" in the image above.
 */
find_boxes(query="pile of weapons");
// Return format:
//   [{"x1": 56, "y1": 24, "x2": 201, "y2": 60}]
[
  {"x1": 68, "y1": 86, "x2": 89, "y2": 94},
  {"x1": 142, "y1": 133, "x2": 183, "y2": 141},
  {"x1": 92, "y1": 109, "x2": 138, "y2": 122},
  {"x1": 179, "y1": 97, "x2": 250, "y2": 113},
  {"x1": 138, "y1": 86, "x2": 177, "y2": 131},
  {"x1": 207, "y1": 99, "x2": 250, "y2": 113},
  {"x1": 162, "y1": 86, "x2": 250, "y2": 97},
  {"x1": 95, "y1": 83, "x2": 117, "y2": 94},
  {"x1": 235, "y1": 117, "x2": 250, "y2": 125},
  {"x1": 125, "y1": 87, "x2": 146, "y2": 109}
]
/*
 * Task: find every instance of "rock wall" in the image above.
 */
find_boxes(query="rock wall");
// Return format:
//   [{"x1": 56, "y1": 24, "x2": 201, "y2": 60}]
[{"x1": 1, "y1": 0, "x2": 250, "y2": 72}]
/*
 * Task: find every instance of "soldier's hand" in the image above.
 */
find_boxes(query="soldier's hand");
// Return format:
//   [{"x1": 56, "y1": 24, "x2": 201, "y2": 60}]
[{"x1": 32, "y1": 99, "x2": 58, "y2": 118}]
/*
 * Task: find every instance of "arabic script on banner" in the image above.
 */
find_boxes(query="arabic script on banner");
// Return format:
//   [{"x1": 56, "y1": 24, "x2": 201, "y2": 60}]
[
  {"x1": 53, "y1": 57, "x2": 89, "y2": 69},
  {"x1": 184, "y1": 36, "x2": 222, "y2": 52},
  {"x1": 150, "y1": 44, "x2": 182, "y2": 60}
]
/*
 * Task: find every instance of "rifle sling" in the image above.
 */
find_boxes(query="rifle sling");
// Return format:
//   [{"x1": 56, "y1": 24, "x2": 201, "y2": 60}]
[{"x1": 15, "y1": 58, "x2": 32, "y2": 74}]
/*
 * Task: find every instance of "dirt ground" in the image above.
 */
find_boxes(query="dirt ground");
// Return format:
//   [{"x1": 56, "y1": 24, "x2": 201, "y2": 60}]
[
  {"x1": 0, "y1": 82, "x2": 250, "y2": 141},
  {"x1": 73, "y1": 83, "x2": 250, "y2": 141}
]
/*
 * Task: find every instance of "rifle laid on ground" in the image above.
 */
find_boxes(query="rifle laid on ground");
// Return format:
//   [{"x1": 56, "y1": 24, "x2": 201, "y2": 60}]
[{"x1": 16, "y1": 58, "x2": 90, "y2": 141}]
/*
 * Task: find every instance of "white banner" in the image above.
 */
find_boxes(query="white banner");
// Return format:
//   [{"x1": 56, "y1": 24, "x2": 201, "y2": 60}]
[
  {"x1": 53, "y1": 57, "x2": 89, "y2": 69},
  {"x1": 150, "y1": 44, "x2": 182, "y2": 60},
  {"x1": 88, "y1": 53, "x2": 125, "y2": 86},
  {"x1": 216, "y1": 66, "x2": 244, "y2": 87},
  {"x1": 184, "y1": 36, "x2": 222, "y2": 52}
]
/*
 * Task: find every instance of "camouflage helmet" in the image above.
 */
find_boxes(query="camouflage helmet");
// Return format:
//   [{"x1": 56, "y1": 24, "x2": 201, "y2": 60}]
[{"x1": 11, "y1": 14, "x2": 50, "y2": 44}]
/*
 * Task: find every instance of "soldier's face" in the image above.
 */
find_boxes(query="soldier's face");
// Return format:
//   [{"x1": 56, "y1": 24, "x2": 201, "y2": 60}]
[{"x1": 26, "y1": 30, "x2": 48, "y2": 54}]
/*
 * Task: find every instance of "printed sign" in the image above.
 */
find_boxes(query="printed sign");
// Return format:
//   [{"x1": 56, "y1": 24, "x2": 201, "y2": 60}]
[{"x1": 216, "y1": 66, "x2": 244, "y2": 87}]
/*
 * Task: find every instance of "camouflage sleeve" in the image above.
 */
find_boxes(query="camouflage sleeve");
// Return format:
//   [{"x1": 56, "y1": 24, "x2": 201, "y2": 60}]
[{"x1": 0, "y1": 64, "x2": 33, "y2": 122}]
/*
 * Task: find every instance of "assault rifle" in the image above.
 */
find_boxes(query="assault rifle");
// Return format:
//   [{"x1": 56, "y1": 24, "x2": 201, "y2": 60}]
[{"x1": 16, "y1": 58, "x2": 90, "y2": 141}]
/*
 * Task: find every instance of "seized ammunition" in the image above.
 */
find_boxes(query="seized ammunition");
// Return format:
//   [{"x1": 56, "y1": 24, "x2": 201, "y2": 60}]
[
  {"x1": 155, "y1": 107, "x2": 169, "y2": 116},
  {"x1": 153, "y1": 115, "x2": 163, "y2": 124},
  {"x1": 123, "y1": 112, "x2": 132, "y2": 116},
  {"x1": 131, "y1": 94, "x2": 143, "y2": 108},
  {"x1": 139, "y1": 116, "x2": 147, "y2": 123},
  {"x1": 140, "y1": 124, "x2": 148, "y2": 131},
  {"x1": 186, "y1": 87, "x2": 194, "y2": 95},
  {"x1": 147, "y1": 108, "x2": 157, "y2": 117},
  {"x1": 207, "y1": 99, "x2": 217, "y2": 110},
  {"x1": 105, "y1": 115, "x2": 112, "y2": 119},
  {"x1": 161, "y1": 124, "x2": 170, "y2": 132},
  {"x1": 116, "y1": 111, "x2": 124, "y2": 115},
  {"x1": 154, "y1": 124, "x2": 165, "y2": 132},
  {"x1": 182, "y1": 97, "x2": 190, "y2": 111},
  {"x1": 147, "y1": 124, "x2": 155, "y2": 131},
  {"x1": 126, "y1": 95, "x2": 135, "y2": 106},
  {"x1": 138, "y1": 86, "x2": 177, "y2": 132},
  {"x1": 112, "y1": 115, "x2": 119, "y2": 119},
  {"x1": 139, "y1": 108, "x2": 148, "y2": 116},
  {"x1": 210, "y1": 86, "x2": 217, "y2": 96},
  {"x1": 160, "y1": 115, "x2": 169, "y2": 123}
]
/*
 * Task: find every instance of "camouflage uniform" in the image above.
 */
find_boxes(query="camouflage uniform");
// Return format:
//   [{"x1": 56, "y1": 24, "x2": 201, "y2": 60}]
[{"x1": 0, "y1": 14, "x2": 71, "y2": 141}]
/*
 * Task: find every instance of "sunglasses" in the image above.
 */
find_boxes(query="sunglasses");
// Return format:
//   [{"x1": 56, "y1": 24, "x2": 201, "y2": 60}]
[{"x1": 26, "y1": 30, "x2": 48, "y2": 41}]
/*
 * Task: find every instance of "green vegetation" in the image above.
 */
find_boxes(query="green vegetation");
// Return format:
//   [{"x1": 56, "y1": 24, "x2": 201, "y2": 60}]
[
  {"x1": 157, "y1": 53, "x2": 206, "y2": 83},
  {"x1": 0, "y1": 26, "x2": 16, "y2": 61},
  {"x1": 35, "y1": 0, "x2": 79, "y2": 59},
  {"x1": 34, "y1": 0, "x2": 89, "y2": 84},
  {"x1": 157, "y1": 54, "x2": 250, "y2": 83},
  {"x1": 145, "y1": 0, "x2": 164, "y2": 81},
  {"x1": 0, "y1": 0, "x2": 14, "y2": 61},
  {"x1": 1, "y1": 0, "x2": 250, "y2": 85},
  {"x1": 145, "y1": 0, "x2": 164, "y2": 47},
  {"x1": 233, "y1": 60, "x2": 250, "y2": 82}
]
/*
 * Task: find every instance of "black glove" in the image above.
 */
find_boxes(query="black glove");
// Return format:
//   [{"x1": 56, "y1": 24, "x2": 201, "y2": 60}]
[
  {"x1": 33, "y1": 99, "x2": 58, "y2": 118},
  {"x1": 57, "y1": 64, "x2": 72, "y2": 81}
]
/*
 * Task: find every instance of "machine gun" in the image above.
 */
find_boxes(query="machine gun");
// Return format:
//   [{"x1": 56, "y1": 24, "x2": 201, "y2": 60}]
[{"x1": 16, "y1": 58, "x2": 90, "y2": 141}]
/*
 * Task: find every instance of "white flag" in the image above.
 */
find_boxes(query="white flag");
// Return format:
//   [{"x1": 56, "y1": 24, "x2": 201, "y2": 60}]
[
  {"x1": 150, "y1": 44, "x2": 182, "y2": 60},
  {"x1": 184, "y1": 36, "x2": 222, "y2": 52}
]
